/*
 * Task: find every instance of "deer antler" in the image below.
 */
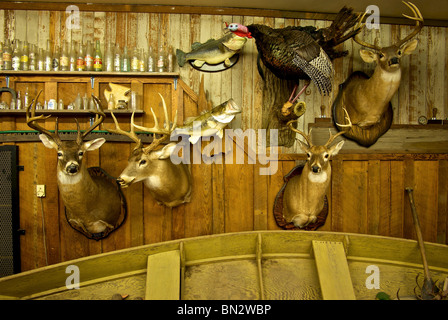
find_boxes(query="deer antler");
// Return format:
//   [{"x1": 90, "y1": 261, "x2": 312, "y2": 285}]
[
  {"x1": 352, "y1": 9, "x2": 380, "y2": 51},
  {"x1": 287, "y1": 120, "x2": 313, "y2": 147},
  {"x1": 325, "y1": 106, "x2": 352, "y2": 147},
  {"x1": 76, "y1": 95, "x2": 106, "y2": 144},
  {"x1": 108, "y1": 111, "x2": 143, "y2": 151},
  {"x1": 26, "y1": 90, "x2": 62, "y2": 145},
  {"x1": 132, "y1": 93, "x2": 178, "y2": 154},
  {"x1": 395, "y1": 1, "x2": 424, "y2": 48}
]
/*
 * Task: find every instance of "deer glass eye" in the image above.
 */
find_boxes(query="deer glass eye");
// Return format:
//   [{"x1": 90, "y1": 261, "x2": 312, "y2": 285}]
[
  {"x1": 306, "y1": 153, "x2": 311, "y2": 158},
  {"x1": 139, "y1": 159, "x2": 147, "y2": 166},
  {"x1": 324, "y1": 153, "x2": 329, "y2": 159},
  {"x1": 57, "y1": 152, "x2": 63, "y2": 157},
  {"x1": 379, "y1": 53, "x2": 384, "y2": 59},
  {"x1": 397, "y1": 50, "x2": 402, "y2": 56},
  {"x1": 78, "y1": 151, "x2": 84, "y2": 156}
]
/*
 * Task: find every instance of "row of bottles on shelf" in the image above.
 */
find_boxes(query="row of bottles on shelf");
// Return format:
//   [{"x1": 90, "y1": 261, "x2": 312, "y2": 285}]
[
  {"x1": 0, "y1": 38, "x2": 175, "y2": 73},
  {"x1": 0, "y1": 87, "x2": 140, "y2": 111}
]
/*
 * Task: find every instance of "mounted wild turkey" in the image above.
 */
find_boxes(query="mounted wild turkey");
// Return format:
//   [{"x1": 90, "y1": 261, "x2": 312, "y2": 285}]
[{"x1": 230, "y1": 7, "x2": 362, "y2": 113}]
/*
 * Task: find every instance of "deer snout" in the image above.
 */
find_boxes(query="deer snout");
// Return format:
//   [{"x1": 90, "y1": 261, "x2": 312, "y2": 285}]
[
  {"x1": 389, "y1": 57, "x2": 399, "y2": 65},
  {"x1": 311, "y1": 165, "x2": 320, "y2": 173},
  {"x1": 116, "y1": 176, "x2": 134, "y2": 188},
  {"x1": 66, "y1": 163, "x2": 79, "y2": 175}
]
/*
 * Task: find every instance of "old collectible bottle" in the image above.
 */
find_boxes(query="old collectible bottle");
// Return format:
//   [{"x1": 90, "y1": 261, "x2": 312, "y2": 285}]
[
  {"x1": 104, "y1": 42, "x2": 113, "y2": 72},
  {"x1": 93, "y1": 40, "x2": 102, "y2": 71},
  {"x1": 29, "y1": 43, "x2": 36, "y2": 71},
  {"x1": 76, "y1": 42, "x2": 85, "y2": 71},
  {"x1": 69, "y1": 41, "x2": 76, "y2": 71},
  {"x1": 0, "y1": 42, "x2": 4, "y2": 70},
  {"x1": 52, "y1": 44, "x2": 60, "y2": 71},
  {"x1": 37, "y1": 48, "x2": 44, "y2": 71},
  {"x1": 121, "y1": 46, "x2": 130, "y2": 72},
  {"x1": 139, "y1": 49, "x2": 146, "y2": 72},
  {"x1": 44, "y1": 40, "x2": 52, "y2": 71},
  {"x1": 12, "y1": 40, "x2": 21, "y2": 71},
  {"x1": 157, "y1": 44, "x2": 165, "y2": 72},
  {"x1": 147, "y1": 46, "x2": 154, "y2": 72},
  {"x1": 85, "y1": 40, "x2": 93, "y2": 71},
  {"x1": 3, "y1": 39, "x2": 12, "y2": 70},
  {"x1": 20, "y1": 40, "x2": 29, "y2": 71},
  {"x1": 113, "y1": 43, "x2": 121, "y2": 72},
  {"x1": 60, "y1": 41, "x2": 69, "y2": 71},
  {"x1": 130, "y1": 47, "x2": 139, "y2": 72}
]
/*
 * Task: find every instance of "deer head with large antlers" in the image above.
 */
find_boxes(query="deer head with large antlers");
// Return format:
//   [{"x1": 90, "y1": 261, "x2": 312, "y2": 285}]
[
  {"x1": 282, "y1": 109, "x2": 351, "y2": 228},
  {"x1": 108, "y1": 93, "x2": 191, "y2": 207},
  {"x1": 27, "y1": 92, "x2": 126, "y2": 240},
  {"x1": 332, "y1": 1, "x2": 423, "y2": 147}
]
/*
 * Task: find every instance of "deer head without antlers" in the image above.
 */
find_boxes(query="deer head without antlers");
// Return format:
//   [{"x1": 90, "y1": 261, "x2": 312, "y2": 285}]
[
  {"x1": 108, "y1": 93, "x2": 191, "y2": 207},
  {"x1": 282, "y1": 108, "x2": 351, "y2": 228},
  {"x1": 26, "y1": 91, "x2": 125, "y2": 239},
  {"x1": 332, "y1": 1, "x2": 423, "y2": 147}
]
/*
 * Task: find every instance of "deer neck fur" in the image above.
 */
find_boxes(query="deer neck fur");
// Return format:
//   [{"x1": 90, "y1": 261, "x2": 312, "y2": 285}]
[
  {"x1": 300, "y1": 162, "x2": 331, "y2": 197},
  {"x1": 57, "y1": 165, "x2": 97, "y2": 202}
]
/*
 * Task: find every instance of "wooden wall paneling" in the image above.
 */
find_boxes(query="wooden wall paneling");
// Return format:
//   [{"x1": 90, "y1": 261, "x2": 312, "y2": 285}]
[
  {"x1": 389, "y1": 160, "x2": 405, "y2": 239},
  {"x1": 367, "y1": 160, "x2": 381, "y2": 235},
  {"x1": 438, "y1": 160, "x2": 448, "y2": 244}
]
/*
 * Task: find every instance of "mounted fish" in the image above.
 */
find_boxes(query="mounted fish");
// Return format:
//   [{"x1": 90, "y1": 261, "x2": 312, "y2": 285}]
[
  {"x1": 173, "y1": 99, "x2": 242, "y2": 144},
  {"x1": 176, "y1": 23, "x2": 251, "y2": 72}
]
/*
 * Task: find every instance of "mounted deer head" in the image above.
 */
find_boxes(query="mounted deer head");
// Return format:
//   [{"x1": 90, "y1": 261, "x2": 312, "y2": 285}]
[
  {"x1": 108, "y1": 93, "x2": 191, "y2": 207},
  {"x1": 332, "y1": 1, "x2": 423, "y2": 147},
  {"x1": 283, "y1": 108, "x2": 351, "y2": 228},
  {"x1": 27, "y1": 91, "x2": 126, "y2": 240}
]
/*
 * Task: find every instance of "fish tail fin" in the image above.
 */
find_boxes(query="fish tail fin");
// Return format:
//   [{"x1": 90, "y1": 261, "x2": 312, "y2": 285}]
[{"x1": 176, "y1": 49, "x2": 186, "y2": 67}]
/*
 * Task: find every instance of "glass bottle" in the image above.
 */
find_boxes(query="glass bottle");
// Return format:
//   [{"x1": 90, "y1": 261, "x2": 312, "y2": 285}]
[
  {"x1": 29, "y1": 43, "x2": 36, "y2": 71},
  {"x1": 69, "y1": 41, "x2": 76, "y2": 71},
  {"x1": 85, "y1": 40, "x2": 93, "y2": 71},
  {"x1": 93, "y1": 40, "x2": 102, "y2": 71},
  {"x1": 59, "y1": 40, "x2": 69, "y2": 71},
  {"x1": 104, "y1": 42, "x2": 113, "y2": 72},
  {"x1": 107, "y1": 93, "x2": 115, "y2": 110},
  {"x1": 131, "y1": 47, "x2": 139, "y2": 72},
  {"x1": 52, "y1": 44, "x2": 60, "y2": 71},
  {"x1": 167, "y1": 46, "x2": 174, "y2": 72},
  {"x1": 147, "y1": 46, "x2": 154, "y2": 72},
  {"x1": 37, "y1": 48, "x2": 44, "y2": 71},
  {"x1": 20, "y1": 40, "x2": 29, "y2": 71},
  {"x1": 12, "y1": 40, "x2": 21, "y2": 71},
  {"x1": 121, "y1": 46, "x2": 129, "y2": 72},
  {"x1": 24, "y1": 87, "x2": 30, "y2": 109},
  {"x1": 0, "y1": 42, "x2": 4, "y2": 71},
  {"x1": 44, "y1": 40, "x2": 52, "y2": 71},
  {"x1": 157, "y1": 44, "x2": 165, "y2": 72},
  {"x1": 3, "y1": 40, "x2": 12, "y2": 70},
  {"x1": 76, "y1": 42, "x2": 85, "y2": 71},
  {"x1": 113, "y1": 43, "x2": 121, "y2": 72},
  {"x1": 16, "y1": 91, "x2": 22, "y2": 110},
  {"x1": 139, "y1": 49, "x2": 146, "y2": 72}
]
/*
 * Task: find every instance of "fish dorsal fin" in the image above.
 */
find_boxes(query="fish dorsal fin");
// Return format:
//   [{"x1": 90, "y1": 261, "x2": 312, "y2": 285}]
[
  {"x1": 191, "y1": 42, "x2": 202, "y2": 50},
  {"x1": 183, "y1": 116, "x2": 197, "y2": 125}
]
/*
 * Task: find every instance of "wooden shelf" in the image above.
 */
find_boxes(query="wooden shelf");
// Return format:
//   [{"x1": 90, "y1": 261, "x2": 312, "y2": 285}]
[
  {"x1": 0, "y1": 109, "x2": 144, "y2": 116},
  {"x1": 0, "y1": 71, "x2": 179, "y2": 78}
]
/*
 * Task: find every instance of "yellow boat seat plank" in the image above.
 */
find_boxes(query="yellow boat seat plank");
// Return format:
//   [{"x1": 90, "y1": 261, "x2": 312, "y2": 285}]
[
  {"x1": 312, "y1": 241, "x2": 356, "y2": 300},
  {"x1": 145, "y1": 250, "x2": 180, "y2": 300}
]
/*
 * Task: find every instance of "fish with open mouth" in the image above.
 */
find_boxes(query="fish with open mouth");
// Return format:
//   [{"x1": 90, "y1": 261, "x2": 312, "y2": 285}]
[
  {"x1": 173, "y1": 99, "x2": 242, "y2": 144},
  {"x1": 176, "y1": 23, "x2": 251, "y2": 69}
]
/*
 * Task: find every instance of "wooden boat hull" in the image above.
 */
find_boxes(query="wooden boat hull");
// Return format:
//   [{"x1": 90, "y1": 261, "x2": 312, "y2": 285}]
[{"x1": 0, "y1": 231, "x2": 447, "y2": 300}]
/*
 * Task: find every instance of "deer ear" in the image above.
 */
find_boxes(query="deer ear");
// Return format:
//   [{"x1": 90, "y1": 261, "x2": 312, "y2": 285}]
[
  {"x1": 359, "y1": 49, "x2": 376, "y2": 63},
  {"x1": 402, "y1": 39, "x2": 418, "y2": 55},
  {"x1": 156, "y1": 142, "x2": 177, "y2": 160},
  {"x1": 39, "y1": 134, "x2": 58, "y2": 149},
  {"x1": 84, "y1": 138, "x2": 106, "y2": 151},
  {"x1": 328, "y1": 140, "x2": 345, "y2": 157}
]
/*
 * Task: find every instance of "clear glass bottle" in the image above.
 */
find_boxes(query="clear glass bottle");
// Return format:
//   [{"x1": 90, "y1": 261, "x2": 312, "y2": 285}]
[
  {"x1": 20, "y1": 40, "x2": 29, "y2": 71},
  {"x1": 24, "y1": 87, "x2": 30, "y2": 109},
  {"x1": 139, "y1": 49, "x2": 146, "y2": 72},
  {"x1": 37, "y1": 48, "x2": 44, "y2": 71},
  {"x1": 44, "y1": 40, "x2": 52, "y2": 71},
  {"x1": 167, "y1": 46, "x2": 174, "y2": 72},
  {"x1": 104, "y1": 42, "x2": 113, "y2": 72},
  {"x1": 16, "y1": 91, "x2": 22, "y2": 110},
  {"x1": 131, "y1": 47, "x2": 139, "y2": 72},
  {"x1": 121, "y1": 46, "x2": 130, "y2": 72},
  {"x1": 147, "y1": 46, "x2": 154, "y2": 72},
  {"x1": 60, "y1": 40, "x2": 69, "y2": 71},
  {"x1": 107, "y1": 93, "x2": 115, "y2": 110},
  {"x1": 2, "y1": 39, "x2": 12, "y2": 70},
  {"x1": 93, "y1": 40, "x2": 102, "y2": 72},
  {"x1": 29, "y1": 43, "x2": 36, "y2": 71},
  {"x1": 12, "y1": 40, "x2": 21, "y2": 71},
  {"x1": 52, "y1": 44, "x2": 60, "y2": 71},
  {"x1": 114, "y1": 43, "x2": 121, "y2": 72},
  {"x1": 157, "y1": 44, "x2": 165, "y2": 72},
  {"x1": 76, "y1": 42, "x2": 85, "y2": 71},
  {"x1": 85, "y1": 40, "x2": 93, "y2": 71},
  {"x1": 69, "y1": 41, "x2": 76, "y2": 71}
]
